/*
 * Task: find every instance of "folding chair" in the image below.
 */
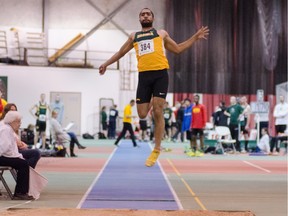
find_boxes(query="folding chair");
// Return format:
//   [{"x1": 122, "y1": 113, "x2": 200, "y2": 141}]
[
  {"x1": 0, "y1": 166, "x2": 17, "y2": 199},
  {"x1": 215, "y1": 126, "x2": 237, "y2": 154}
]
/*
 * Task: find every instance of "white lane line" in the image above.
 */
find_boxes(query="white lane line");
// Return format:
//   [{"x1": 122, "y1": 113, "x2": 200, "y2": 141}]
[
  {"x1": 0, "y1": 200, "x2": 32, "y2": 211},
  {"x1": 158, "y1": 158, "x2": 184, "y2": 210},
  {"x1": 76, "y1": 144, "x2": 119, "y2": 209},
  {"x1": 149, "y1": 143, "x2": 184, "y2": 210},
  {"x1": 243, "y1": 160, "x2": 271, "y2": 173}
]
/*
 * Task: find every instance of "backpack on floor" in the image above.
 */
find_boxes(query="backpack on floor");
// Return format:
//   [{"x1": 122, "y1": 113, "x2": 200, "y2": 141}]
[
  {"x1": 54, "y1": 145, "x2": 67, "y2": 157},
  {"x1": 82, "y1": 133, "x2": 94, "y2": 139},
  {"x1": 98, "y1": 132, "x2": 106, "y2": 139}
]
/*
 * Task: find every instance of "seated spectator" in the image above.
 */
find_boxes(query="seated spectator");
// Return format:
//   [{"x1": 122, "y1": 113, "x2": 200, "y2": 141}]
[
  {"x1": 21, "y1": 124, "x2": 35, "y2": 146},
  {"x1": 1, "y1": 103, "x2": 41, "y2": 168},
  {"x1": 0, "y1": 111, "x2": 33, "y2": 200},
  {"x1": 255, "y1": 128, "x2": 271, "y2": 154},
  {"x1": 50, "y1": 110, "x2": 86, "y2": 157}
]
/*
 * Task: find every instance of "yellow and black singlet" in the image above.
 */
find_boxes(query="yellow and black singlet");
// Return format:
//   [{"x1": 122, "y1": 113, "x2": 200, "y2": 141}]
[{"x1": 133, "y1": 28, "x2": 169, "y2": 72}]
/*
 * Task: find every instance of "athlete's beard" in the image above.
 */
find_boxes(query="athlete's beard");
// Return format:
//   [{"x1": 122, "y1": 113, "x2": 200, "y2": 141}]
[{"x1": 140, "y1": 21, "x2": 153, "y2": 28}]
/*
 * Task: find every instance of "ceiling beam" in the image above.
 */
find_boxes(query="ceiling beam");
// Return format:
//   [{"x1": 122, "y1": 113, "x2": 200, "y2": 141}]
[
  {"x1": 85, "y1": 0, "x2": 130, "y2": 37},
  {"x1": 48, "y1": 0, "x2": 131, "y2": 65}
]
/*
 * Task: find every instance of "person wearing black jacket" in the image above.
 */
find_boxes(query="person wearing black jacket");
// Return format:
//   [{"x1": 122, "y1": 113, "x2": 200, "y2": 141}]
[
  {"x1": 108, "y1": 105, "x2": 118, "y2": 139},
  {"x1": 214, "y1": 101, "x2": 228, "y2": 127},
  {"x1": 172, "y1": 101, "x2": 186, "y2": 142}
]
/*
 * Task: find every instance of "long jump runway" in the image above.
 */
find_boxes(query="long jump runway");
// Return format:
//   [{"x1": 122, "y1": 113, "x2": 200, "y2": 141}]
[{"x1": 79, "y1": 140, "x2": 181, "y2": 210}]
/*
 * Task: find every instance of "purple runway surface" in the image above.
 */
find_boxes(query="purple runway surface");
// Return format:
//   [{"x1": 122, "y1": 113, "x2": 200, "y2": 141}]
[{"x1": 80, "y1": 140, "x2": 180, "y2": 210}]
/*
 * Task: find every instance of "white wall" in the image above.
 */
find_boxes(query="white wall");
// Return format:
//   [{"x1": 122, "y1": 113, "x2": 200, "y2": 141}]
[
  {"x1": 0, "y1": 0, "x2": 166, "y2": 66},
  {"x1": 0, "y1": 64, "x2": 174, "y2": 135},
  {"x1": 0, "y1": 65, "x2": 126, "y2": 134},
  {"x1": 0, "y1": 0, "x2": 174, "y2": 135},
  {"x1": 0, "y1": 0, "x2": 166, "y2": 30}
]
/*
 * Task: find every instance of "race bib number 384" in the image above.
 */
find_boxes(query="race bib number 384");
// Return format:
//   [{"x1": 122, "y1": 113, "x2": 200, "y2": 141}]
[{"x1": 138, "y1": 40, "x2": 154, "y2": 56}]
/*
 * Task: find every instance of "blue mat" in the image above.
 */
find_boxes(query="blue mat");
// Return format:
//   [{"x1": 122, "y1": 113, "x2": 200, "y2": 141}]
[{"x1": 80, "y1": 140, "x2": 180, "y2": 210}]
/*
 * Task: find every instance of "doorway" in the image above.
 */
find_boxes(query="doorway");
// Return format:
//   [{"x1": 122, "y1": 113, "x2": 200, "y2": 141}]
[{"x1": 50, "y1": 92, "x2": 81, "y2": 135}]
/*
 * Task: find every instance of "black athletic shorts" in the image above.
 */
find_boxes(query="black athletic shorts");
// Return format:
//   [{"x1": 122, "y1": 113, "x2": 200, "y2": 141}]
[
  {"x1": 240, "y1": 126, "x2": 249, "y2": 134},
  {"x1": 191, "y1": 128, "x2": 204, "y2": 136},
  {"x1": 165, "y1": 123, "x2": 171, "y2": 129},
  {"x1": 102, "y1": 122, "x2": 108, "y2": 130},
  {"x1": 275, "y1": 125, "x2": 286, "y2": 133},
  {"x1": 136, "y1": 69, "x2": 169, "y2": 104},
  {"x1": 36, "y1": 120, "x2": 46, "y2": 132},
  {"x1": 240, "y1": 118, "x2": 249, "y2": 134}
]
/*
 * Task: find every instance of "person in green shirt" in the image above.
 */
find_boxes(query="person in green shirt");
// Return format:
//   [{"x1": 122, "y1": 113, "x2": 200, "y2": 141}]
[
  {"x1": 29, "y1": 93, "x2": 51, "y2": 149},
  {"x1": 225, "y1": 96, "x2": 244, "y2": 152}
]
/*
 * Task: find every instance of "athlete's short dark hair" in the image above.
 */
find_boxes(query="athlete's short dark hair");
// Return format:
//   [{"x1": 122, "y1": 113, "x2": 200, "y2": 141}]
[{"x1": 139, "y1": 8, "x2": 154, "y2": 18}]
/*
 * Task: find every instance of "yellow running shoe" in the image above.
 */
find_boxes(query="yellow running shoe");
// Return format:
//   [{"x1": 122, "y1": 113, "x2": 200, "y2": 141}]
[
  {"x1": 145, "y1": 149, "x2": 160, "y2": 167},
  {"x1": 195, "y1": 150, "x2": 204, "y2": 157},
  {"x1": 187, "y1": 150, "x2": 195, "y2": 157}
]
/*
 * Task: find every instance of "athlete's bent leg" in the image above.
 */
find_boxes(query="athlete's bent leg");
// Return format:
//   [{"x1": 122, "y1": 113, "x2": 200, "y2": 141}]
[
  {"x1": 145, "y1": 97, "x2": 165, "y2": 167},
  {"x1": 137, "y1": 102, "x2": 152, "y2": 119}
]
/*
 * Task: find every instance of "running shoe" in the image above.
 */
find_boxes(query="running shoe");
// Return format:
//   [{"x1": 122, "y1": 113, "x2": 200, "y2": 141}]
[
  {"x1": 145, "y1": 149, "x2": 160, "y2": 167},
  {"x1": 187, "y1": 150, "x2": 196, "y2": 157},
  {"x1": 162, "y1": 147, "x2": 172, "y2": 152},
  {"x1": 195, "y1": 150, "x2": 204, "y2": 157}
]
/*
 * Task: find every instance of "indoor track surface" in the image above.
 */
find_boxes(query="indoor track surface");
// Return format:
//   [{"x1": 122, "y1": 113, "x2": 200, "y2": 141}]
[{"x1": 0, "y1": 139, "x2": 287, "y2": 216}]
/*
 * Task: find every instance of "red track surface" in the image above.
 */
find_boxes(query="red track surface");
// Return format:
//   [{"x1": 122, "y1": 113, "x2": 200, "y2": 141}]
[
  {"x1": 36, "y1": 146, "x2": 113, "y2": 172},
  {"x1": 160, "y1": 159, "x2": 287, "y2": 175}
]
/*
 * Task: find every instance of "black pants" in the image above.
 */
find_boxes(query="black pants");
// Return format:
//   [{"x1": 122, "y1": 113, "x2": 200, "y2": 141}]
[
  {"x1": 172, "y1": 120, "x2": 184, "y2": 142},
  {"x1": 115, "y1": 122, "x2": 137, "y2": 146},
  {"x1": 108, "y1": 120, "x2": 116, "y2": 139},
  {"x1": 68, "y1": 132, "x2": 80, "y2": 155},
  {"x1": 229, "y1": 124, "x2": 241, "y2": 151},
  {"x1": 270, "y1": 136, "x2": 287, "y2": 153},
  {"x1": 270, "y1": 137, "x2": 279, "y2": 153},
  {"x1": 0, "y1": 156, "x2": 30, "y2": 194},
  {"x1": 19, "y1": 149, "x2": 41, "y2": 169}
]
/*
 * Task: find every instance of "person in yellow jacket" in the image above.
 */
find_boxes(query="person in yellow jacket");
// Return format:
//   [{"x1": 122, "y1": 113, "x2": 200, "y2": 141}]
[
  {"x1": 99, "y1": 8, "x2": 209, "y2": 167},
  {"x1": 114, "y1": 100, "x2": 138, "y2": 147}
]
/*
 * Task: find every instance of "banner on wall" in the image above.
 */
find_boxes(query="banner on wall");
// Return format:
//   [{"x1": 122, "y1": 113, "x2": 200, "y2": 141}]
[{"x1": 250, "y1": 101, "x2": 270, "y2": 114}]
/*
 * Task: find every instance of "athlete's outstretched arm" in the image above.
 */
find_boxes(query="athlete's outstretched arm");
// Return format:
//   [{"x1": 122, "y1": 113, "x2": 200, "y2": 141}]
[
  {"x1": 163, "y1": 26, "x2": 209, "y2": 54},
  {"x1": 99, "y1": 33, "x2": 134, "y2": 75}
]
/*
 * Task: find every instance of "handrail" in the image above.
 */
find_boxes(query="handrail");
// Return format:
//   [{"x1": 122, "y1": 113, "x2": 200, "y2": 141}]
[
  {"x1": 48, "y1": 33, "x2": 84, "y2": 64},
  {"x1": 0, "y1": 46, "x2": 138, "y2": 71}
]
